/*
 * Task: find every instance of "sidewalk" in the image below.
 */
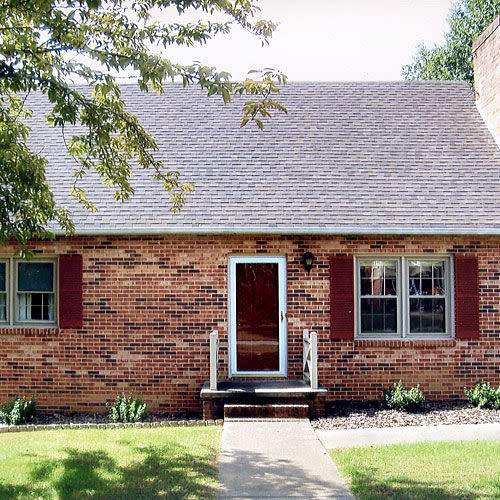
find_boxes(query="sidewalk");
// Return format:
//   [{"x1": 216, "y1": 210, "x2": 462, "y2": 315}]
[
  {"x1": 217, "y1": 420, "x2": 354, "y2": 500},
  {"x1": 316, "y1": 422, "x2": 500, "y2": 449}
]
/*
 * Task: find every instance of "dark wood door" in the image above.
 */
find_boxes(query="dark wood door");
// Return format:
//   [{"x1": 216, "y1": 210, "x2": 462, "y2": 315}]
[{"x1": 236, "y1": 262, "x2": 280, "y2": 371}]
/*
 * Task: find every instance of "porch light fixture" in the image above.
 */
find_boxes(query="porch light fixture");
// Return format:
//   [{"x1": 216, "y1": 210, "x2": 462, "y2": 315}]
[{"x1": 302, "y1": 252, "x2": 315, "y2": 274}]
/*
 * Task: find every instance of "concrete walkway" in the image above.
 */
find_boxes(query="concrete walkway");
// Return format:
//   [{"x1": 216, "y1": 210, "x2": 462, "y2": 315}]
[
  {"x1": 217, "y1": 420, "x2": 354, "y2": 500},
  {"x1": 317, "y1": 422, "x2": 500, "y2": 449}
]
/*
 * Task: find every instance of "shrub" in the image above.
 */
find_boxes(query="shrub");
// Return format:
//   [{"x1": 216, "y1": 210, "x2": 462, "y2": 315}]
[
  {"x1": 0, "y1": 396, "x2": 37, "y2": 425},
  {"x1": 107, "y1": 393, "x2": 147, "y2": 423},
  {"x1": 383, "y1": 380, "x2": 426, "y2": 412},
  {"x1": 465, "y1": 382, "x2": 500, "y2": 409}
]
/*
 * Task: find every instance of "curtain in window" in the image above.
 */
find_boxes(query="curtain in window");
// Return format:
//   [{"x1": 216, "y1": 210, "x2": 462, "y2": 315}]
[{"x1": 18, "y1": 293, "x2": 31, "y2": 321}]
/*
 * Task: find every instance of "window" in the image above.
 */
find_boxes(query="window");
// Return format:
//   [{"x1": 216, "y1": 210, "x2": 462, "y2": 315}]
[
  {"x1": 356, "y1": 257, "x2": 452, "y2": 338},
  {"x1": 0, "y1": 262, "x2": 7, "y2": 322},
  {"x1": 0, "y1": 258, "x2": 57, "y2": 326},
  {"x1": 359, "y1": 259, "x2": 399, "y2": 335}
]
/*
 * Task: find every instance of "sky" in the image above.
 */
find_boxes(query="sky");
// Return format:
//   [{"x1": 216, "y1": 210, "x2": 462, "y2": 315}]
[{"x1": 153, "y1": 0, "x2": 454, "y2": 81}]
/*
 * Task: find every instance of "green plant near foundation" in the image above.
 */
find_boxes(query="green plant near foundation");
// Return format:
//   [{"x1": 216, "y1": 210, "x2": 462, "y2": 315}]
[
  {"x1": 383, "y1": 380, "x2": 425, "y2": 411},
  {"x1": 465, "y1": 382, "x2": 500, "y2": 409},
  {"x1": 107, "y1": 393, "x2": 148, "y2": 423},
  {"x1": 0, "y1": 396, "x2": 37, "y2": 425}
]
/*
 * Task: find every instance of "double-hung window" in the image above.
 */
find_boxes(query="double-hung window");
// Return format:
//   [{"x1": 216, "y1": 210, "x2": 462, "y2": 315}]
[
  {"x1": 356, "y1": 256, "x2": 452, "y2": 339},
  {"x1": 0, "y1": 261, "x2": 7, "y2": 322},
  {"x1": 0, "y1": 258, "x2": 57, "y2": 326}
]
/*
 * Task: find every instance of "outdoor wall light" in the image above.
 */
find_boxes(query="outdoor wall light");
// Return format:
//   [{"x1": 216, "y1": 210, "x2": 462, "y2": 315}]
[{"x1": 302, "y1": 252, "x2": 315, "y2": 274}]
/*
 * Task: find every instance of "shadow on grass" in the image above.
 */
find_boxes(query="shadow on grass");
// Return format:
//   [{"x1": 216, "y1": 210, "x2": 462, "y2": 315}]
[
  {"x1": 347, "y1": 466, "x2": 500, "y2": 500},
  {"x1": 1, "y1": 442, "x2": 217, "y2": 500}
]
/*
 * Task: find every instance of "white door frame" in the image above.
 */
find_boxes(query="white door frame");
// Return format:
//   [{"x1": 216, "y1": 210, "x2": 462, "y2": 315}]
[{"x1": 228, "y1": 255, "x2": 287, "y2": 377}]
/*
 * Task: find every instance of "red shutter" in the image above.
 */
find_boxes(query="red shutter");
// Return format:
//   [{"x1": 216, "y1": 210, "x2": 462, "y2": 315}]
[
  {"x1": 454, "y1": 254, "x2": 479, "y2": 340},
  {"x1": 330, "y1": 255, "x2": 354, "y2": 340},
  {"x1": 59, "y1": 255, "x2": 83, "y2": 329}
]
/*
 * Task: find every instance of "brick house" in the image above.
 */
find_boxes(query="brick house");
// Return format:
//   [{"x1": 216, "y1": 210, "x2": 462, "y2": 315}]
[{"x1": 0, "y1": 19, "x2": 499, "y2": 418}]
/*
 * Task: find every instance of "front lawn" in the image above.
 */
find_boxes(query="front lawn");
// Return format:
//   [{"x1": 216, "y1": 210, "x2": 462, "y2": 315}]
[
  {"x1": 0, "y1": 425, "x2": 222, "y2": 500},
  {"x1": 331, "y1": 440, "x2": 500, "y2": 500}
]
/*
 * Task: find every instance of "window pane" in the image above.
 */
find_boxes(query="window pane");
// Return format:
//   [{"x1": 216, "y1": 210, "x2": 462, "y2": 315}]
[
  {"x1": 17, "y1": 292, "x2": 54, "y2": 321},
  {"x1": 409, "y1": 264, "x2": 420, "y2": 295},
  {"x1": 360, "y1": 261, "x2": 397, "y2": 296},
  {"x1": 360, "y1": 298, "x2": 397, "y2": 334},
  {"x1": 409, "y1": 298, "x2": 445, "y2": 334},
  {"x1": 433, "y1": 262, "x2": 445, "y2": 295},
  {"x1": 0, "y1": 263, "x2": 5, "y2": 291},
  {"x1": 409, "y1": 260, "x2": 446, "y2": 297},
  {"x1": 0, "y1": 293, "x2": 6, "y2": 321},
  {"x1": 18, "y1": 263, "x2": 53, "y2": 292},
  {"x1": 384, "y1": 265, "x2": 397, "y2": 295}
]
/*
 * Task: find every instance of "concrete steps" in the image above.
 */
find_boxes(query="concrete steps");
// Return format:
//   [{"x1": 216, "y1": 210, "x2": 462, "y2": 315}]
[
  {"x1": 201, "y1": 379, "x2": 328, "y2": 420},
  {"x1": 224, "y1": 403, "x2": 309, "y2": 419}
]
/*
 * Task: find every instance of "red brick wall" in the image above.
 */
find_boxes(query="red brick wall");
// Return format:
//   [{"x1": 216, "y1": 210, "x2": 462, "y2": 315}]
[
  {"x1": 0, "y1": 234, "x2": 499, "y2": 414},
  {"x1": 473, "y1": 16, "x2": 500, "y2": 144}
]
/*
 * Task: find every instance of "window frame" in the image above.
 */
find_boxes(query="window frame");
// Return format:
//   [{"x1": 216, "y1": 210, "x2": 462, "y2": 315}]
[
  {"x1": 355, "y1": 255, "x2": 454, "y2": 340},
  {"x1": 0, "y1": 259, "x2": 9, "y2": 324},
  {"x1": 0, "y1": 257, "x2": 58, "y2": 327}
]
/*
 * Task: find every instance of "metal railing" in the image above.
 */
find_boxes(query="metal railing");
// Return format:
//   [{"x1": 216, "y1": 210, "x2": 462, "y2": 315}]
[
  {"x1": 303, "y1": 329, "x2": 318, "y2": 390},
  {"x1": 209, "y1": 330, "x2": 219, "y2": 390}
]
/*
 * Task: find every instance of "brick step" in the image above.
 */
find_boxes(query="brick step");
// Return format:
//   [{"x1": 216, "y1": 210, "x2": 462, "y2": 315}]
[{"x1": 224, "y1": 403, "x2": 309, "y2": 419}]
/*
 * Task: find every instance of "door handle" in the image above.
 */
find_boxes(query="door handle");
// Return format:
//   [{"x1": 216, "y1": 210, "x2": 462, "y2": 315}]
[{"x1": 281, "y1": 311, "x2": 285, "y2": 322}]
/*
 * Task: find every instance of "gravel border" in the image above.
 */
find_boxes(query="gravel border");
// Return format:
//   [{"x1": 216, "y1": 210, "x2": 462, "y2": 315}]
[{"x1": 311, "y1": 400, "x2": 500, "y2": 430}]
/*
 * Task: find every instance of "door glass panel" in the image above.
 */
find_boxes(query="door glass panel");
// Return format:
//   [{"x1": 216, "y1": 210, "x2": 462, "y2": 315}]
[{"x1": 236, "y1": 262, "x2": 279, "y2": 371}]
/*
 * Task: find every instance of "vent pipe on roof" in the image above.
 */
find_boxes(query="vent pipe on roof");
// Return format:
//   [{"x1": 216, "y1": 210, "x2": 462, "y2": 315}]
[{"x1": 473, "y1": 16, "x2": 500, "y2": 147}]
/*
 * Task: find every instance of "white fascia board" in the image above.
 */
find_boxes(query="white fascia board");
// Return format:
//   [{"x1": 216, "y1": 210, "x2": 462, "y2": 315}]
[{"x1": 53, "y1": 226, "x2": 500, "y2": 236}]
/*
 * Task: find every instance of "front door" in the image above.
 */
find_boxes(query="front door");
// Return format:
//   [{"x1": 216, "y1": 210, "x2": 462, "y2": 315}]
[{"x1": 229, "y1": 256, "x2": 287, "y2": 376}]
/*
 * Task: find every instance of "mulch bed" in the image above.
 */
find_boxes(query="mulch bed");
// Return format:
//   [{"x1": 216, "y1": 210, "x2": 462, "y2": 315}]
[{"x1": 311, "y1": 400, "x2": 500, "y2": 430}]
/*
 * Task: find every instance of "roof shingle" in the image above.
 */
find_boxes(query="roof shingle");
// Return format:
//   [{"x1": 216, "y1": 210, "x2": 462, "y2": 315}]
[{"x1": 26, "y1": 81, "x2": 500, "y2": 235}]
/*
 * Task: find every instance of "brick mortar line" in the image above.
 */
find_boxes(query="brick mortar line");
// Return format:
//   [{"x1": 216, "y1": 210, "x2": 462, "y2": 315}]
[{"x1": 0, "y1": 419, "x2": 223, "y2": 433}]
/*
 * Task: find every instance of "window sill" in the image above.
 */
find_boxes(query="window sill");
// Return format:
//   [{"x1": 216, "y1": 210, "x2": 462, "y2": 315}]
[
  {"x1": 355, "y1": 338, "x2": 456, "y2": 348},
  {"x1": 0, "y1": 326, "x2": 59, "y2": 337}
]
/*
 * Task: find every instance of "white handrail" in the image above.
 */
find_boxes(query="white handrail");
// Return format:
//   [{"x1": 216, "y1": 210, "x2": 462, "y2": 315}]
[
  {"x1": 303, "y1": 329, "x2": 318, "y2": 390},
  {"x1": 209, "y1": 330, "x2": 219, "y2": 391}
]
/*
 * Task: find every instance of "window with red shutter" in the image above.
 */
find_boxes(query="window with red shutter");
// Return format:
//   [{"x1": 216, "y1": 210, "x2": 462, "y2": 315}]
[
  {"x1": 59, "y1": 255, "x2": 83, "y2": 329},
  {"x1": 330, "y1": 255, "x2": 355, "y2": 340},
  {"x1": 351, "y1": 256, "x2": 454, "y2": 339},
  {"x1": 454, "y1": 255, "x2": 479, "y2": 340}
]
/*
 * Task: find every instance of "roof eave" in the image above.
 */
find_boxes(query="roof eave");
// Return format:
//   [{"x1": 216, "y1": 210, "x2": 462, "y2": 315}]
[{"x1": 53, "y1": 226, "x2": 500, "y2": 237}]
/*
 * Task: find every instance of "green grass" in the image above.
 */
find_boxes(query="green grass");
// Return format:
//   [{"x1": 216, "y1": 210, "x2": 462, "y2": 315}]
[
  {"x1": 0, "y1": 425, "x2": 222, "y2": 500},
  {"x1": 331, "y1": 440, "x2": 500, "y2": 500}
]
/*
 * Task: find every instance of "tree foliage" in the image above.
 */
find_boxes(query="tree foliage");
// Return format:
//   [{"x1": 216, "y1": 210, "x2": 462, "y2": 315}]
[
  {"x1": 0, "y1": 0, "x2": 287, "y2": 247},
  {"x1": 403, "y1": 0, "x2": 500, "y2": 87}
]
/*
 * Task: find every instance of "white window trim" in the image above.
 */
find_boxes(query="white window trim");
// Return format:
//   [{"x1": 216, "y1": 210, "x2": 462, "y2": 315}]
[
  {"x1": 228, "y1": 255, "x2": 287, "y2": 377},
  {"x1": 0, "y1": 257, "x2": 58, "y2": 327},
  {"x1": 355, "y1": 255, "x2": 454, "y2": 340}
]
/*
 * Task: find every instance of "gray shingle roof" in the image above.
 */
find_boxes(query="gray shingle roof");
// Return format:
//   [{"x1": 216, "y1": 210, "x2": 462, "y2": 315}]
[{"x1": 27, "y1": 81, "x2": 500, "y2": 235}]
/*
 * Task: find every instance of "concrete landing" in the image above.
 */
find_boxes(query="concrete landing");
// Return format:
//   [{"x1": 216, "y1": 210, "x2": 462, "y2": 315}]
[
  {"x1": 217, "y1": 420, "x2": 354, "y2": 500},
  {"x1": 317, "y1": 422, "x2": 500, "y2": 449}
]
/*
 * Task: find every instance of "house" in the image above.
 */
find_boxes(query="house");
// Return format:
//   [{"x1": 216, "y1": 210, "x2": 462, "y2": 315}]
[{"x1": 0, "y1": 18, "x2": 499, "y2": 419}]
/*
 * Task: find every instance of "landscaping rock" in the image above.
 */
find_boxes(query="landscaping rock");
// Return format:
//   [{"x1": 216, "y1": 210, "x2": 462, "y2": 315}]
[{"x1": 311, "y1": 400, "x2": 500, "y2": 430}]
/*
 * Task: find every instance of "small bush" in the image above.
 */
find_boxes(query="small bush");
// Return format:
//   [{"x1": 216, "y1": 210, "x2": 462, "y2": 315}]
[
  {"x1": 0, "y1": 396, "x2": 37, "y2": 425},
  {"x1": 465, "y1": 382, "x2": 500, "y2": 409},
  {"x1": 107, "y1": 393, "x2": 147, "y2": 423},
  {"x1": 383, "y1": 380, "x2": 426, "y2": 412}
]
